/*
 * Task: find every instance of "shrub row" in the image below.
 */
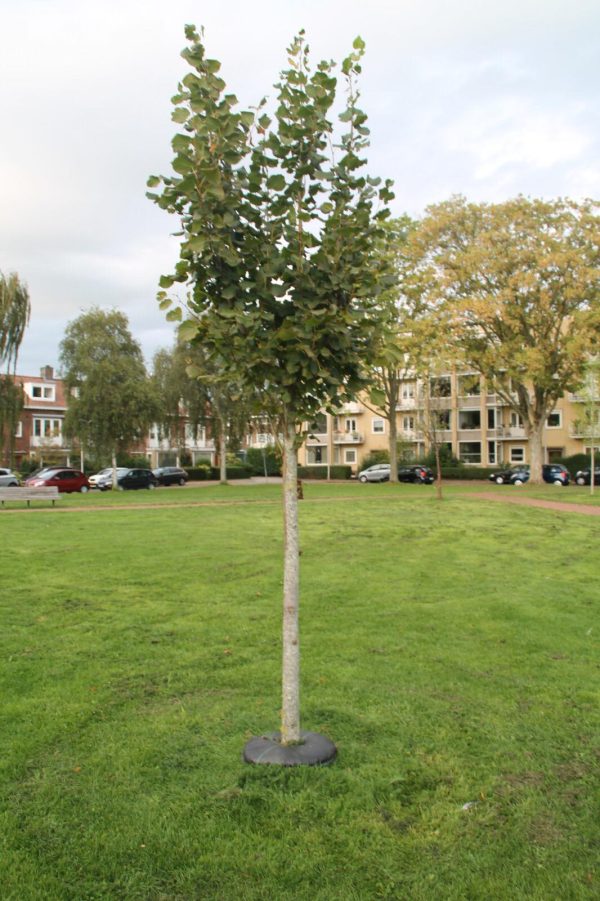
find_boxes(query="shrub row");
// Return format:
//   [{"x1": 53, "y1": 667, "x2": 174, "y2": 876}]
[
  {"x1": 439, "y1": 466, "x2": 499, "y2": 480},
  {"x1": 297, "y1": 465, "x2": 352, "y2": 480},
  {"x1": 186, "y1": 465, "x2": 253, "y2": 481}
]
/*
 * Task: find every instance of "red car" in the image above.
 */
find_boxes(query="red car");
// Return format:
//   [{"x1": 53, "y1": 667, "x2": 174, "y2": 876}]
[{"x1": 25, "y1": 467, "x2": 91, "y2": 493}]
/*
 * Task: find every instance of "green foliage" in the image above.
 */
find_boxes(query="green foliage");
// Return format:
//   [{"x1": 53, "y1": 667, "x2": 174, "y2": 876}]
[
  {"x1": 556, "y1": 454, "x2": 592, "y2": 476},
  {"x1": 440, "y1": 466, "x2": 498, "y2": 480},
  {"x1": 149, "y1": 26, "x2": 394, "y2": 426},
  {"x1": 59, "y1": 308, "x2": 158, "y2": 462},
  {"x1": 420, "y1": 444, "x2": 461, "y2": 468},
  {"x1": 186, "y1": 464, "x2": 211, "y2": 481},
  {"x1": 360, "y1": 449, "x2": 390, "y2": 469},
  {"x1": 116, "y1": 453, "x2": 152, "y2": 469},
  {"x1": 246, "y1": 446, "x2": 282, "y2": 476},
  {"x1": 210, "y1": 464, "x2": 252, "y2": 480},
  {"x1": 297, "y1": 465, "x2": 352, "y2": 479},
  {"x1": 0, "y1": 270, "x2": 30, "y2": 372}
]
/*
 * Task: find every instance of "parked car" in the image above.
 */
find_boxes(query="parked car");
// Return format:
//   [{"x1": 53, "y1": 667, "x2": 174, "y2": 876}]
[
  {"x1": 88, "y1": 467, "x2": 115, "y2": 488},
  {"x1": 488, "y1": 465, "x2": 530, "y2": 485},
  {"x1": 92, "y1": 468, "x2": 130, "y2": 491},
  {"x1": 0, "y1": 467, "x2": 20, "y2": 487},
  {"x1": 153, "y1": 466, "x2": 189, "y2": 486},
  {"x1": 358, "y1": 463, "x2": 391, "y2": 483},
  {"x1": 115, "y1": 468, "x2": 158, "y2": 491},
  {"x1": 488, "y1": 463, "x2": 570, "y2": 486},
  {"x1": 397, "y1": 465, "x2": 434, "y2": 484},
  {"x1": 24, "y1": 467, "x2": 90, "y2": 493},
  {"x1": 575, "y1": 467, "x2": 600, "y2": 486}
]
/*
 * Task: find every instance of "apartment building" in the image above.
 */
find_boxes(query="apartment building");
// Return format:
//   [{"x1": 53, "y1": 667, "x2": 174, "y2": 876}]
[
  {"x1": 298, "y1": 371, "x2": 594, "y2": 474},
  {"x1": 5, "y1": 366, "x2": 216, "y2": 469}
]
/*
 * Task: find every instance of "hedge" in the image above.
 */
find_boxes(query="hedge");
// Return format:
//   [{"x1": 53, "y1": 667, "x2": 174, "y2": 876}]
[
  {"x1": 439, "y1": 466, "x2": 499, "y2": 480},
  {"x1": 297, "y1": 465, "x2": 352, "y2": 480}
]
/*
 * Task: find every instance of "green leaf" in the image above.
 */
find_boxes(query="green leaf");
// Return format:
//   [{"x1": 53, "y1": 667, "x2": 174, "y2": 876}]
[
  {"x1": 267, "y1": 174, "x2": 286, "y2": 192},
  {"x1": 178, "y1": 320, "x2": 199, "y2": 342},
  {"x1": 172, "y1": 108, "x2": 190, "y2": 124},
  {"x1": 187, "y1": 236, "x2": 207, "y2": 253},
  {"x1": 146, "y1": 175, "x2": 161, "y2": 188},
  {"x1": 159, "y1": 275, "x2": 175, "y2": 289},
  {"x1": 166, "y1": 307, "x2": 183, "y2": 322},
  {"x1": 353, "y1": 36, "x2": 366, "y2": 51}
]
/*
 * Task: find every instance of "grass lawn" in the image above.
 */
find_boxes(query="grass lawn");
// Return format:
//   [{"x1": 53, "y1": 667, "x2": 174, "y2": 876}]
[{"x1": 1, "y1": 484, "x2": 598, "y2": 900}]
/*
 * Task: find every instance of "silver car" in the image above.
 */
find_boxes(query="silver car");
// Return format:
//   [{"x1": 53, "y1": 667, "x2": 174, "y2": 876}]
[
  {"x1": 0, "y1": 467, "x2": 20, "y2": 487},
  {"x1": 357, "y1": 463, "x2": 390, "y2": 483}
]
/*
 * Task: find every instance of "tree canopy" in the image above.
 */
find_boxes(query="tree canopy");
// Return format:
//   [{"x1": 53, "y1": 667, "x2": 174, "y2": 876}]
[
  {"x1": 413, "y1": 196, "x2": 600, "y2": 481},
  {"x1": 59, "y1": 308, "x2": 157, "y2": 466}
]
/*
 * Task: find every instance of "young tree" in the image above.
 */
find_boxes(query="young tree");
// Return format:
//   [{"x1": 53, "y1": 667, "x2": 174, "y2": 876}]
[
  {"x1": 59, "y1": 309, "x2": 157, "y2": 481},
  {"x1": 0, "y1": 271, "x2": 30, "y2": 464},
  {"x1": 149, "y1": 27, "x2": 393, "y2": 762},
  {"x1": 416, "y1": 196, "x2": 600, "y2": 484}
]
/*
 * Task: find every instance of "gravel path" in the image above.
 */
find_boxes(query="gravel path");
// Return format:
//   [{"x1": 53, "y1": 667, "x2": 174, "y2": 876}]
[{"x1": 472, "y1": 491, "x2": 600, "y2": 516}]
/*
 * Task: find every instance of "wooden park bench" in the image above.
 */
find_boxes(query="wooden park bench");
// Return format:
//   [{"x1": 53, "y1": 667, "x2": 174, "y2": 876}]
[{"x1": 0, "y1": 486, "x2": 61, "y2": 508}]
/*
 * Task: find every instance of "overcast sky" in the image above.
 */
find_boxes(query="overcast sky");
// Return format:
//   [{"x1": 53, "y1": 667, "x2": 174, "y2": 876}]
[{"x1": 2, "y1": 0, "x2": 598, "y2": 376}]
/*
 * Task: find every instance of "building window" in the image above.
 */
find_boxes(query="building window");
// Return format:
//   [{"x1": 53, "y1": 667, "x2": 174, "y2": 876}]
[
  {"x1": 459, "y1": 410, "x2": 481, "y2": 430},
  {"x1": 458, "y1": 374, "x2": 481, "y2": 396},
  {"x1": 459, "y1": 441, "x2": 481, "y2": 463},
  {"x1": 372, "y1": 418, "x2": 385, "y2": 434},
  {"x1": 14, "y1": 421, "x2": 23, "y2": 438},
  {"x1": 306, "y1": 446, "x2": 328, "y2": 465},
  {"x1": 403, "y1": 416, "x2": 415, "y2": 432},
  {"x1": 510, "y1": 411, "x2": 524, "y2": 428},
  {"x1": 345, "y1": 449, "x2": 356, "y2": 464},
  {"x1": 510, "y1": 446, "x2": 525, "y2": 462},
  {"x1": 432, "y1": 410, "x2": 451, "y2": 430},
  {"x1": 33, "y1": 418, "x2": 62, "y2": 438},
  {"x1": 401, "y1": 382, "x2": 415, "y2": 399},
  {"x1": 546, "y1": 412, "x2": 562, "y2": 428},
  {"x1": 345, "y1": 418, "x2": 357, "y2": 433},
  {"x1": 487, "y1": 409, "x2": 496, "y2": 429},
  {"x1": 30, "y1": 384, "x2": 55, "y2": 401},
  {"x1": 487, "y1": 441, "x2": 496, "y2": 464},
  {"x1": 309, "y1": 413, "x2": 328, "y2": 435},
  {"x1": 429, "y1": 376, "x2": 451, "y2": 398}
]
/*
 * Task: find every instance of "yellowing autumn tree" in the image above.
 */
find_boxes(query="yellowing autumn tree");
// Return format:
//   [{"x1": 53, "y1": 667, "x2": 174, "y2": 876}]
[{"x1": 415, "y1": 196, "x2": 600, "y2": 483}]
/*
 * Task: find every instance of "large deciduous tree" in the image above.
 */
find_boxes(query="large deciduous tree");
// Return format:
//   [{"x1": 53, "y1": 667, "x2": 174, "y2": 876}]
[
  {"x1": 0, "y1": 271, "x2": 30, "y2": 464},
  {"x1": 416, "y1": 196, "x2": 600, "y2": 483},
  {"x1": 59, "y1": 308, "x2": 157, "y2": 478},
  {"x1": 149, "y1": 27, "x2": 393, "y2": 761}
]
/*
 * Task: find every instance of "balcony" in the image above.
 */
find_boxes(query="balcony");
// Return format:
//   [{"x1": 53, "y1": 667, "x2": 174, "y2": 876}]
[
  {"x1": 333, "y1": 431, "x2": 364, "y2": 444},
  {"x1": 306, "y1": 432, "x2": 328, "y2": 446},
  {"x1": 337, "y1": 402, "x2": 362, "y2": 415},
  {"x1": 396, "y1": 396, "x2": 417, "y2": 410},
  {"x1": 496, "y1": 426, "x2": 527, "y2": 439}
]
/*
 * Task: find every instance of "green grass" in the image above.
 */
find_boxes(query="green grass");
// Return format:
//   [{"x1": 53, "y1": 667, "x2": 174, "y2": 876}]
[{"x1": 1, "y1": 484, "x2": 599, "y2": 900}]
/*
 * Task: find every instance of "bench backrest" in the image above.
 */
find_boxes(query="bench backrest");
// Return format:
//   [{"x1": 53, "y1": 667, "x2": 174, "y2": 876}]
[{"x1": 0, "y1": 487, "x2": 60, "y2": 499}]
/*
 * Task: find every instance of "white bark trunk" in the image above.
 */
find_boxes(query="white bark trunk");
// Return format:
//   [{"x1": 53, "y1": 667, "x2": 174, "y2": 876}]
[
  {"x1": 281, "y1": 423, "x2": 300, "y2": 745},
  {"x1": 219, "y1": 422, "x2": 227, "y2": 485},
  {"x1": 111, "y1": 451, "x2": 118, "y2": 490}
]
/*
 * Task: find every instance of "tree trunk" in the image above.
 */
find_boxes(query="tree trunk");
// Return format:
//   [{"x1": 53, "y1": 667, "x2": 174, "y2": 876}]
[
  {"x1": 111, "y1": 450, "x2": 118, "y2": 490},
  {"x1": 591, "y1": 443, "x2": 595, "y2": 497},
  {"x1": 389, "y1": 409, "x2": 398, "y2": 483},
  {"x1": 434, "y1": 443, "x2": 443, "y2": 500},
  {"x1": 219, "y1": 419, "x2": 227, "y2": 485},
  {"x1": 281, "y1": 421, "x2": 300, "y2": 745},
  {"x1": 527, "y1": 419, "x2": 545, "y2": 484}
]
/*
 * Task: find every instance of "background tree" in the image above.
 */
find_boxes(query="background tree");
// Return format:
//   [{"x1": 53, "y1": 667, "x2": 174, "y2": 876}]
[
  {"x1": 152, "y1": 341, "x2": 210, "y2": 466},
  {"x1": 0, "y1": 271, "x2": 30, "y2": 464},
  {"x1": 574, "y1": 355, "x2": 600, "y2": 495},
  {"x1": 416, "y1": 196, "x2": 600, "y2": 484},
  {"x1": 149, "y1": 27, "x2": 393, "y2": 760},
  {"x1": 60, "y1": 308, "x2": 157, "y2": 481}
]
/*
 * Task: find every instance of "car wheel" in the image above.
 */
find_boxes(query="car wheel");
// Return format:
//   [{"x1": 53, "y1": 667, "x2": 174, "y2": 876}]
[
  {"x1": 148, "y1": 483, "x2": 156, "y2": 490},
  {"x1": 495, "y1": 476, "x2": 504, "y2": 484},
  {"x1": 576, "y1": 477, "x2": 586, "y2": 486},
  {"x1": 553, "y1": 479, "x2": 564, "y2": 486},
  {"x1": 513, "y1": 478, "x2": 524, "y2": 486},
  {"x1": 359, "y1": 475, "x2": 367, "y2": 483},
  {"x1": 118, "y1": 485, "x2": 125, "y2": 491},
  {"x1": 179, "y1": 478, "x2": 186, "y2": 486},
  {"x1": 80, "y1": 485, "x2": 89, "y2": 493}
]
